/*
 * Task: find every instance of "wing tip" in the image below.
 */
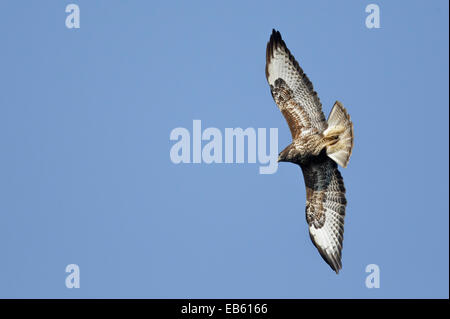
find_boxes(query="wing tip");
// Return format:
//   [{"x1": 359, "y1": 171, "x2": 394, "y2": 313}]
[
  {"x1": 266, "y1": 29, "x2": 287, "y2": 79},
  {"x1": 326, "y1": 253, "x2": 342, "y2": 274},
  {"x1": 267, "y1": 29, "x2": 285, "y2": 54},
  {"x1": 319, "y1": 247, "x2": 343, "y2": 274},
  {"x1": 309, "y1": 224, "x2": 344, "y2": 274},
  {"x1": 265, "y1": 29, "x2": 317, "y2": 104},
  {"x1": 333, "y1": 258, "x2": 342, "y2": 274},
  {"x1": 270, "y1": 28, "x2": 282, "y2": 42}
]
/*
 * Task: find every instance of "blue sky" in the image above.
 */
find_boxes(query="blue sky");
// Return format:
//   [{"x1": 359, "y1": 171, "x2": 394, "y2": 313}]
[{"x1": 0, "y1": 1, "x2": 448, "y2": 298}]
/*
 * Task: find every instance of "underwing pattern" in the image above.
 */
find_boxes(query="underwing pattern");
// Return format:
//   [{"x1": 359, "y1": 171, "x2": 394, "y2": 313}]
[{"x1": 265, "y1": 29, "x2": 354, "y2": 273}]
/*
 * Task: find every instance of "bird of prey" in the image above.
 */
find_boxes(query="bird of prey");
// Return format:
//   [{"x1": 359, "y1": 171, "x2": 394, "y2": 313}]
[{"x1": 265, "y1": 29, "x2": 354, "y2": 273}]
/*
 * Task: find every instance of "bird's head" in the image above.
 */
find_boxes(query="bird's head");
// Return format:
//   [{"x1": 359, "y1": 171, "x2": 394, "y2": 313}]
[
  {"x1": 277, "y1": 153, "x2": 286, "y2": 163},
  {"x1": 278, "y1": 145, "x2": 294, "y2": 163}
]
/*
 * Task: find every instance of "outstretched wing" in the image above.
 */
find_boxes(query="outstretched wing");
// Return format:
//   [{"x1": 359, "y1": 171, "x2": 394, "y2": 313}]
[
  {"x1": 301, "y1": 154, "x2": 347, "y2": 273},
  {"x1": 266, "y1": 29, "x2": 327, "y2": 138}
]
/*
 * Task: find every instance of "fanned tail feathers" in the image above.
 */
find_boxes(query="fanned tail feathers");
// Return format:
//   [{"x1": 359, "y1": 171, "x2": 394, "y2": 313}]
[{"x1": 324, "y1": 101, "x2": 354, "y2": 168}]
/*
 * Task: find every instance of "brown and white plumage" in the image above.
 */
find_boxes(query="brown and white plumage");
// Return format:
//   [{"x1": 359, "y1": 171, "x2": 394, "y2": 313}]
[
  {"x1": 265, "y1": 29, "x2": 354, "y2": 273},
  {"x1": 266, "y1": 30, "x2": 327, "y2": 134},
  {"x1": 302, "y1": 154, "x2": 346, "y2": 272}
]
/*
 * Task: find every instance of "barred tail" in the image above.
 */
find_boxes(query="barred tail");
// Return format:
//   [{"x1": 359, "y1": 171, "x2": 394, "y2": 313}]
[{"x1": 324, "y1": 101, "x2": 354, "y2": 168}]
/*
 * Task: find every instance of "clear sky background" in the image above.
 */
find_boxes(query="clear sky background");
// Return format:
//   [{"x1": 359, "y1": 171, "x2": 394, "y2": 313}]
[{"x1": 0, "y1": 1, "x2": 448, "y2": 298}]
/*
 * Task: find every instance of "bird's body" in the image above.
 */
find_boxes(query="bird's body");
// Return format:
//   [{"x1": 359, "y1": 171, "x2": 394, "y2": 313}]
[{"x1": 265, "y1": 30, "x2": 354, "y2": 273}]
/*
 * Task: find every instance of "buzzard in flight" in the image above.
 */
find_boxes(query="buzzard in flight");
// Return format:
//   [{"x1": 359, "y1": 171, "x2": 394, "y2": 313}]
[{"x1": 266, "y1": 29, "x2": 354, "y2": 273}]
